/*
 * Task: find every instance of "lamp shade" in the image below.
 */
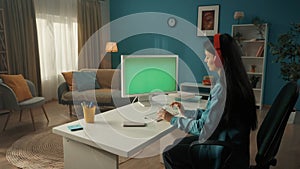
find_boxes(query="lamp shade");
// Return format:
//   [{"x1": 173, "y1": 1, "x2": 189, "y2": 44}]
[
  {"x1": 105, "y1": 42, "x2": 118, "y2": 52},
  {"x1": 234, "y1": 11, "x2": 245, "y2": 20}
]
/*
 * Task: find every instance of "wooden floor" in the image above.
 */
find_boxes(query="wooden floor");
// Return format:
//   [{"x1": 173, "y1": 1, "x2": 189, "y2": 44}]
[{"x1": 0, "y1": 101, "x2": 299, "y2": 169}]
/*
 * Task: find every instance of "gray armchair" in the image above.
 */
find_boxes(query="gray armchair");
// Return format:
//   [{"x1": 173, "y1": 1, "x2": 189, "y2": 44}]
[{"x1": 0, "y1": 79, "x2": 49, "y2": 131}]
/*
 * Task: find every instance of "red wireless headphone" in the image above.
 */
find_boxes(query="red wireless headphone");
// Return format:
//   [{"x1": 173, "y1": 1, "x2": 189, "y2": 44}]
[{"x1": 214, "y1": 33, "x2": 224, "y2": 67}]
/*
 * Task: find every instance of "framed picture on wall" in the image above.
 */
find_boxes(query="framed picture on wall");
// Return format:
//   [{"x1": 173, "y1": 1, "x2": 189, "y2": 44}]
[{"x1": 197, "y1": 5, "x2": 219, "y2": 36}]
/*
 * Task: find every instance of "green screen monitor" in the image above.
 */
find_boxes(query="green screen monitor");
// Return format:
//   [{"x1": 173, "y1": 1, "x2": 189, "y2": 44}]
[{"x1": 121, "y1": 55, "x2": 178, "y2": 107}]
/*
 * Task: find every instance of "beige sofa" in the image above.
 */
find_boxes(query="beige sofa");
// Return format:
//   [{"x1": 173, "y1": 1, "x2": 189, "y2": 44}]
[{"x1": 58, "y1": 69, "x2": 133, "y2": 115}]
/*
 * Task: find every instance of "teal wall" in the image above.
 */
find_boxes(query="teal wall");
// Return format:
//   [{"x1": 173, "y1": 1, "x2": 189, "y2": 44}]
[{"x1": 110, "y1": 0, "x2": 300, "y2": 109}]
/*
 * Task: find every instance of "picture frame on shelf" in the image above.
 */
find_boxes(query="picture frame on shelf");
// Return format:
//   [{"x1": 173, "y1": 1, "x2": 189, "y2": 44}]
[{"x1": 197, "y1": 5, "x2": 219, "y2": 36}]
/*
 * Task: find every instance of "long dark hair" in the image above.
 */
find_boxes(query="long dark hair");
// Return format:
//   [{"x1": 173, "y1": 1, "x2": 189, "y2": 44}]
[{"x1": 204, "y1": 34, "x2": 257, "y2": 130}]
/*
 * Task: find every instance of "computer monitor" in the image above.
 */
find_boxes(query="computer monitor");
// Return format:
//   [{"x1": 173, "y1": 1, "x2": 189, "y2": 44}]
[{"x1": 121, "y1": 54, "x2": 178, "y2": 107}]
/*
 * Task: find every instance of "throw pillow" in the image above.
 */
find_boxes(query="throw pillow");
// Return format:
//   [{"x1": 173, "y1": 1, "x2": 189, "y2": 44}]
[
  {"x1": 0, "y1": 74, "x2": 33, "y2": 102},
  {"x1": 62, "y1": 71, "x2": 76, "y2": 91},
  {"x1": 73, "y1": 71, "x2": 100, "y2": 91}
]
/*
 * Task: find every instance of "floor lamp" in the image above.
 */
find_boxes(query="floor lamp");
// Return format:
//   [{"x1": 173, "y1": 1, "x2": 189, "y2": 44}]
[
  {"x1": 100, "y1": 42, "x2": 118, "y2": 69},
  {"x1": 234, "y1": 11, "x2": 244, "y2": 24}
]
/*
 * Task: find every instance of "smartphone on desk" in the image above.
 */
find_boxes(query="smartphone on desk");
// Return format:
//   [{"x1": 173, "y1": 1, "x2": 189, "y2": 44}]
[
  {"x1": 123, "y1": 121, "x2": 147, "y2": 127},
  {"x1": 67, "y1": 124, "x2": 83, "y2": 131}
]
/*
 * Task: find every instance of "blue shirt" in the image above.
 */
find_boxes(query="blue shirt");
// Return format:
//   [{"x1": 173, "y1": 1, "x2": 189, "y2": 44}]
[
  {"x1": 170, "y1": 79, "x2": 226, "y2": 140},
  {"x1": 170, "y1": 79, "x2": 251, "y2": 169}
]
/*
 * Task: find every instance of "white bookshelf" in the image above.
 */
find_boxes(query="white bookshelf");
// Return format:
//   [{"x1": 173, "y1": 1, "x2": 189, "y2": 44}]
[{"x1": 232, "y1": 24, "x2": 268, "y2": 109}]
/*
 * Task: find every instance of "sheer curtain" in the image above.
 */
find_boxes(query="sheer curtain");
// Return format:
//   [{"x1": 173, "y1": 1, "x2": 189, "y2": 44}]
[{"x1": 34, "y1": 0, "x2": 78, "y2": 100}]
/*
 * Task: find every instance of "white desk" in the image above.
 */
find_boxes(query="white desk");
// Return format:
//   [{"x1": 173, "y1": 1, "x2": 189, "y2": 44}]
[
  {"x1": 53, "y1": 95, "x2": 206, "y2": 169},
  {"x1": 180, "y1": 82, "x2": 211, "y2": 97}
]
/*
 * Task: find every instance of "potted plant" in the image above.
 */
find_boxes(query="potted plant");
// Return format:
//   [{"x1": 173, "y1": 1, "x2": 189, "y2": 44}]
[
  {"x1": 250, "y1": 75, "x2": 260, "y2": 88},
  {"x1": 252, "y1": 17, "x2": 266, "y2": 40},
  {"x1": 269, "y1": 23, "x2": 300, "y2": 82}
]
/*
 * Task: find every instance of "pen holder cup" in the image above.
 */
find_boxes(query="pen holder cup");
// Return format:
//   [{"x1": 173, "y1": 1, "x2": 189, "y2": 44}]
[{"x1": 83, "y1": 106, "x2": 96, "y2": 123}]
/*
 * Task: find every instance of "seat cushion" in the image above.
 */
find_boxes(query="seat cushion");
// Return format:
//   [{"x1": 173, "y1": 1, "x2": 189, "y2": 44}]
[
  {"x1": 62, "y1": 89, "x2": 113, "y2": 104},
  {"x1": 0, "y1": 74, "x2": 33, "y2": 102},
  {"x1": 61, "y1": 89, "x2": 128, "y2": 106},
  {"x1": 19, "y1": 97, "x2": 45, "y2": 109}
]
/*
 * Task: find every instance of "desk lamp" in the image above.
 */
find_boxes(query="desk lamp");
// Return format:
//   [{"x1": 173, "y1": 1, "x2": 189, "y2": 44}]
[{"x1": 234, "y1": 11, "x2": 244, "y2": 24}]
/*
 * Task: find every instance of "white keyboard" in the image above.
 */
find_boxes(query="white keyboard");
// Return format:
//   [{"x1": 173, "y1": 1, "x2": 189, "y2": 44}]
[
  {"x1": 144, "y1": 105, "x2": 179, "y2": 122},
  {"x1": 144, "y1": 112, "x2": 162, "y2": 122}
]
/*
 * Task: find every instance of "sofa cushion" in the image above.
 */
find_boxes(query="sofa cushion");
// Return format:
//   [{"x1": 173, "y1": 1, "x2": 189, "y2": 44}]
[
  {"x1": 96, "y1": 69, "x2": 121, "y2": 89},
  {"x1": 62, "y1": 71, "x2": 76, "y2": 91},
  {"x1": 0, "y1": 74, "x2": 33, "y2": 102},
  {"x1": 73, "y1": 71, "x2": 100, "y2": 91}
]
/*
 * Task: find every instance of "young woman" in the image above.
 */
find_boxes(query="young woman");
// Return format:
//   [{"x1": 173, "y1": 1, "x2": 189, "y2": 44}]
[{"x1": 158, "y1": 33, "x2": 257, "y2": 169}]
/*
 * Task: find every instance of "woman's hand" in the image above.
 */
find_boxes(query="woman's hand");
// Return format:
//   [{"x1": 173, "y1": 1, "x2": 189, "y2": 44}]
[
  {"x1": 157, "y1": 108, "x2": 174, "y2": 122},
  {"x1": 170, "y1": 102, "x2": 185, "y2": 115}
]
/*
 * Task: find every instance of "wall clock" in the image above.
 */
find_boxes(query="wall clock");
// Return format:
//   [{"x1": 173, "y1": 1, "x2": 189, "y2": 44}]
[{"x1": 167, "y1": 17, "x2": 176, "y2": 27}]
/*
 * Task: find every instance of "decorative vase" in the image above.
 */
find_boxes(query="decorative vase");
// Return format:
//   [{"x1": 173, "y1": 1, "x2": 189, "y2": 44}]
[{"x1": 250, "y1": 65, "x2": 256, "y2": 72}]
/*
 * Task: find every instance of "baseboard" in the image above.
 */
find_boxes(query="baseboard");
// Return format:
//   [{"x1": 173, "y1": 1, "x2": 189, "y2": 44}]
[
  {"x1": 293, "y1": 111, "x2": 300, "y2": 124},
  {"x1": 288, "y1": 111, "x2": 296, "y2": 124}
]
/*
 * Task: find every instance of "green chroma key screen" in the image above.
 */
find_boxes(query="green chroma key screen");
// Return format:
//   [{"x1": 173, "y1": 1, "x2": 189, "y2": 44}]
[{"x1": 122, "y1": 55, "x2": 178, "y2": 96}]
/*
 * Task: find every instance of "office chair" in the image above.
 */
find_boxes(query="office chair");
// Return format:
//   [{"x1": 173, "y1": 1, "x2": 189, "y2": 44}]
[{"x1": 189, "y1": 81, "x2": 299, "y2": 169}]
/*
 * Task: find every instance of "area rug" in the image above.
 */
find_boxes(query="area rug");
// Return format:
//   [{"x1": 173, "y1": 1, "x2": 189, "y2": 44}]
[
  {"x1": 6, "y1": 129, "x2": 129, "y2": 169},
  {"x1": 6, "y1": 130, "x2": 64, "y2": 169}
]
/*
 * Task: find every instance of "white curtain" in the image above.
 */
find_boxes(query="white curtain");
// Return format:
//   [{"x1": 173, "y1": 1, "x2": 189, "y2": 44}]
[{"x1": 34, "y1": 0, "x2": 78, "y2": 100}]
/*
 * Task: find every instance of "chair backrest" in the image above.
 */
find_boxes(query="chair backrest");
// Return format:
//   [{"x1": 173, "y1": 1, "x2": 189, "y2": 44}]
[
  {"x1": 25, "y1": 79, "x2": 36, "y2": 96},
  {"x1": 0, "y1": 82, "x2": 19, "y2": 109},
  {"x1": 0, "y1": 79, "x2": 37, "y2": 110},
  {"x1": 254, "y1": 81, "x2": 299, "y2": 168}
]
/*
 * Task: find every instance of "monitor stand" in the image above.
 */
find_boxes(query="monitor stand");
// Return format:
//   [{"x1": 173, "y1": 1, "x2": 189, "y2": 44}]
[{"x1": 138, "y1": 95, "x2": 152, "y2": 107}]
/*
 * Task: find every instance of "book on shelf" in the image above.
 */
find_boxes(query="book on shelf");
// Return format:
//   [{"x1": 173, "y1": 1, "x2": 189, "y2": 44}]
[{"x1": 255, "y1": 44, "x2": 264, "y2": 57}]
